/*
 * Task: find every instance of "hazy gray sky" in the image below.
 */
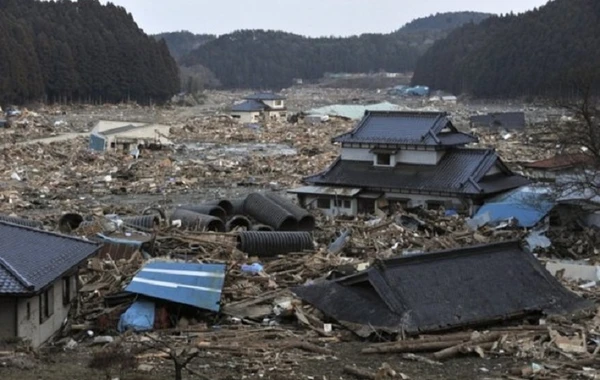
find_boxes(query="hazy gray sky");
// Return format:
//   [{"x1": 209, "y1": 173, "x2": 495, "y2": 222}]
[{"x1": 101, "y1": 0, "x2": 549, "y2": 37}]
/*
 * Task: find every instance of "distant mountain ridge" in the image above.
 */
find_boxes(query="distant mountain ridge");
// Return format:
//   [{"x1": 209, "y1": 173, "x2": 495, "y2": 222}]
[
  {"x1": 411, "y1": 0, "x2": 600, "y2": 98},
  {"x1": 156, "y1": 11, "x2": 491, "y2": 89}
]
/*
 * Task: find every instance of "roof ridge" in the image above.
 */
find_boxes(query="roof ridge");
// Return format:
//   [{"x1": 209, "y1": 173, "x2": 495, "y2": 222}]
[
  {"x1": 0, "y1": 220, "x2": 99, "y2": 246},
  {"x1": 0, "y1": 257, "x2": 33, "y2": 290}
]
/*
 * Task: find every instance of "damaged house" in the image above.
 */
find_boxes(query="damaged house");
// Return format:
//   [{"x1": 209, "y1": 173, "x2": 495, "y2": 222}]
[
  {"x1": 0, "y1": 221, "x2": 101, "y2": 347},
  {"x1": 290, "y1": 111, "x2": 529, "y2": 215},
  {"x1": 230, "y1": 92, "x2": 287, "y2": 123}
]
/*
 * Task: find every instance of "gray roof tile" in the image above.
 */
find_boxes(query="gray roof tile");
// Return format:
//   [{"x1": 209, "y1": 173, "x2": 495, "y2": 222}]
[
  {"x1": 333, "y1": 111, "x2": 477, "y2": 146},
  {"x1": 231, "y1": 100, "x2": 266, "y2": 112},
  {"x1": 0, "y1": 222, "x2": 101, "y2": 295},
  {"x1": 306, "y1": 148, "x2": 529, "y2": 195},
  {"x1": 245, "y1": 92, "x2": 286, "y2": 101}
]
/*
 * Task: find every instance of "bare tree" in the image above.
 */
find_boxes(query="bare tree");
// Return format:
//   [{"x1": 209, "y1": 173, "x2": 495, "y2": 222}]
[{"x1": 140, "y1": 333, "x2": 209, "y2": 380}]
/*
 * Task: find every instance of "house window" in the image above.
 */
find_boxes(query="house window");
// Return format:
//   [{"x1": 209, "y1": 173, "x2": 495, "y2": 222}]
[
  {"x1": 232, "y1": 115, "x2": 241, "y2": 119},
  {"x1": 39, "y1": 286, "x2": 54, "y2": 323},
  {"x1": 26, "y1": 302, "x2": 31, "y2": 320},
  {"x1": 62, "y1": 276, "x2": 72, "y2": 306},
  {"x1": 335, "y1": 199, "x2": 352, "y2": 209},
  {"x1": 274, "y1": 100, "x2": 282, "y2": 107},
  {"x1": 316, "y1": 198, "x2": 330, "y2": 209},
  {"x1": 375, "y1": 153, "x2": 391, "y2": 166}
]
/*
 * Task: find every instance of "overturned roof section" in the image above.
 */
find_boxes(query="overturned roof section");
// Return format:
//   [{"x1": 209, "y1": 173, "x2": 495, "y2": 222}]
[
  {"x1": 231, "y1": 99, "x2": 267, "y2": 112},
  {"x1": 293, "y1": 241, "x2": 591, "y2": 337},
  {"x1": 0, "y1": 221, "x2": 101, "y2": 295},
  {"x1": 244, "y1": 92, "x2": 286, "y2": 101},
  {"x1": 125, "y1": 261, "x2": 226, "y2": 312},
  {"x1": 307, "y1": 102, "x2": 403, "y2": 120},
  {"x1": 470, "y1": 112, "x2": 526, "y2": 130},
  {"x1": 306, "y1": 148, "x2": 530, "y2": 196},
  {"x1": 523, "y1": 154, "x2": 594, "y2": 171},
  {"x1": 333, "y1": 111, "x2": 477, "y2": 147}
]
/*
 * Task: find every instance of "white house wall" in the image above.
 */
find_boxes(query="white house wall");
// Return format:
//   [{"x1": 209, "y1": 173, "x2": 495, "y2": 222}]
[
  {"x1": 263, "y1": 100, "x2": 285, "y2": 109},
  {"x1": 395, "y1": 150, "x2": 443, "y2": 165},
  {"x1": 17, "y1": 275, "x2": 75, "y2": 348},
  {"x1": 341, "y1": 148, "x2": 373, "y2": 161},
  {"x1": 231, "y1": 112, "x2": 260, "y2": 124},
  {"x1": 301, "y1": 195, "x2": 357, "y2": 216}
]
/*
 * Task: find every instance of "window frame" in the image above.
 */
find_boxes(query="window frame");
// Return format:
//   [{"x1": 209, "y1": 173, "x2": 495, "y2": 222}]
[
  {"x1": 316, "y1": 198, "x2": 330, "y2": 209},
  {"x1": 39, "y1": 285, "x2": 54, "y2": 324},
  {"x1": 375, "y1": 153, "x2": 392, "y2": 166}
]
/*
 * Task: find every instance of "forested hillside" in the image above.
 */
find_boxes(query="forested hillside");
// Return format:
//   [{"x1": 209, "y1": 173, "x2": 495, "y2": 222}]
[
  {"x1": 153, "y1": 31, "x2": 216, "y2": 60},
  {"x1": 396, "y1": 11, "x2": 490, "y2": 33},
  {"x1": 177, "y1": 12, "x2": 490, "y2": 89},
  {"x1": 411, "y1": 0, "x2": 600, "y2": 98},
  {"x1": 0, "y1": 0, "x2": 179, "y2": 106}
]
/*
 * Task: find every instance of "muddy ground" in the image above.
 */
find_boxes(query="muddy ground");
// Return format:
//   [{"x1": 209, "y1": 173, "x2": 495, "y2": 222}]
[{"x1": 2, "y1": 342, "x2": 526, "y2": 380}]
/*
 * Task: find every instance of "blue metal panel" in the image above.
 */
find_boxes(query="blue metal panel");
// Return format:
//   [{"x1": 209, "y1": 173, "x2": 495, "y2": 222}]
[
  {"x1": 89, "y1": 133, "x2": 106, "y2": 151},
  {"x1": 125, "y1": 262, "x2": 226, "y2": 311}
]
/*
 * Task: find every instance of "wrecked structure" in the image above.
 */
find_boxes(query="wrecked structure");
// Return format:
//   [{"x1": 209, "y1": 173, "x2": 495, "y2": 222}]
[
  {"x1": 0, "y1": 221, "x2": 101, "y2": 347},
  {"x1": 230, "y1": 92, "x2": 287, "y2": 123},
  {"x1": 89, "y1": 120, "x2": 172, "y2": 152},
  {"x1": 291, "y1": 111, "x2": 530, "y2": 215},
  {"x1": 470, "y1": 111, "x2": 526, "y2": 130}
]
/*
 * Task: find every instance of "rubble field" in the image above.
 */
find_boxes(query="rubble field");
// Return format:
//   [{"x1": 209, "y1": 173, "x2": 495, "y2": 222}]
[{"x1": 1, "y1": 93, "x2": 599, "y2": 380}]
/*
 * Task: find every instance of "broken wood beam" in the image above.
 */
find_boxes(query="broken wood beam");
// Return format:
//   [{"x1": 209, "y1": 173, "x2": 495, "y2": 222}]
[
  {"x1": 362, "y1": 339, "x2": 467, "y2": 354},
  {"x1": 285, "y1": 341, "x2": 334, "y2": 356},
  {"x1": 432, "y1": 332, "x2": 502, "y2": 360},
  {"x1": 342, "y1": 365, "x2": 376, "y2": 380}
]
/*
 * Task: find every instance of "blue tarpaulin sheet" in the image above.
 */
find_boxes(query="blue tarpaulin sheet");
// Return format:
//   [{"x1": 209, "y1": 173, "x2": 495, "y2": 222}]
[
  {"x1": 118, "y1": 300, "x2": 155, "y2": 332},
  {"x1": 125, "y1": 261, "x2": 226, "y2": 312},
  {"x1": 474, "y1": 186, "x2": 555, "y2": 228}
]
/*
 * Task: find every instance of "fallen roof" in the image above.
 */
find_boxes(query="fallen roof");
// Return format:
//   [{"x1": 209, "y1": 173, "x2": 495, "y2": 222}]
[
  {"x1": 306, "y1": 149, "x2": 530, "y2": 196},
  {"x1": 244, "y1": 92, "x2": 286, "y2": 101},
  {"x1": 523, "y1": 154, "x2": 593, "y2": 170},
  {"x1": 293, "y1": 241, "x2": 591, "y2": 337},
  {"x1": 470, "y1": 112, "x2": 526, "y2": 129},
  {"x1": 125, "y1": 261, "x2": 226, "y2": 311},
  {"x1": 306, "y1": 102, "x2": 403, "y2": 120},
  {"x1": 332, "y1": 111, "x2": 478, "y2": 147},
  {"x1": 0, "y1": 221, "x2": 101, "y2": 295},
  {"x1": 231, "y1": 99, "x2": 267, "y2": 112},
  {"x1": 288, "y1": 186, "x2": 363, "y2": 197}
]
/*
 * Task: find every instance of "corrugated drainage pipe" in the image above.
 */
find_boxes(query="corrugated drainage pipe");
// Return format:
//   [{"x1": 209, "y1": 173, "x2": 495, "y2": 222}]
[
  {"x1": 0, "y1": 215, "x2": 43, "y2": 229},
  {"x1": 204, "y1": 200, "x2": 234, "y2": 217},
  {"x1": 121, "y1": 215, "x2": 160, "y2": 231},
  {"x1": 243, "y1": 193, "x2": 298, "y2": 231},
  {"x1": 177, "y1": 204, "x2": 227, "y2": 222},
  {"x1": 252, "y1": 224, "x2": 274, "y2": 232},
  {"x1": 58, "y1": 213, "x2": 84, "y2": 233},
  {"x1": 171, "y1": 209, "x2": 226, "y2": 232},
  {"x1": 264, "y1": 192, "x2": 315, "y2": 231},
  {"x1": 226, "y1": 215, "x2": 252, "y2": 232},
  {"x1": 229, "y1": 197, "x2": 247, "y2": 216},
  {"x1": 237, "y1": 231, "x2": 314, "y2": 257}
]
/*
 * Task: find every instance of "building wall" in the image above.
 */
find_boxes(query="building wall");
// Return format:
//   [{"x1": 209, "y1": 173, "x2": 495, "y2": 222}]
[
  {"x1": 0, "y1": 297, "x2": 16, "y2": 340},
  {"x1": 396, "y1": 150, "x2": 443, "y2": 165},
  {"x1": 385, "y1": 193, "x2": 469, "y2": 211},
  {"x1": 341, "y1": 148, "x2": 444, "y2": 165},
  {"x1": 263, "y1": 99, "x2": 285, "y2": 109},
  {"x1": 265, "y1": 110, "x2": 287, "y2": 121},
  {"x1": 231, "y1": 111, "x2": 260, "y2": 124},
  {"x1": 300, "y1": 195, "x2": 357, "y2": 216},
  {"x1": 17, "y1": 275, "x2": 76, "y2": 348}
]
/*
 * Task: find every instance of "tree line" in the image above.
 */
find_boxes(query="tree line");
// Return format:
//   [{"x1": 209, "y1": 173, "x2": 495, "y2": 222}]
[
  {"x1": 174, "y1": 12, "x2": 490, "y2": 89},
  {"x1": 411, "y1": 0, "x2": 600, "y2": 98},
  {"x1": 0, "y1": 0, "x2": 180, "y2": 106}
]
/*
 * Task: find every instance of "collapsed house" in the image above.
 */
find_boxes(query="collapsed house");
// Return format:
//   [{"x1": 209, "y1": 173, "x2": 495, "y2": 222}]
[
  {"x1": 89, "y1": 120, "x2": 172, "y2": 152},
  {"x1": 230, "y1": 92, "x2": 287, "y2": 123},
  {"x1": 290, "y1": 111, "x2": 530, "y2": 215},
  {"x1": 0, "y1": 221, "x2": 101, "y2": 347},
  {"x1": 294, "y1": 241, "x2": 591, "y2": 337},
  {"x1": 470, "y1": 112, "x2": 526, "y2": 130}
]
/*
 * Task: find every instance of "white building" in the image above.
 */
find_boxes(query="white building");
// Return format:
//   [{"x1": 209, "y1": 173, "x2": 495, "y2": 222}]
[
  {"x1": 230, "y1": 92, "x2": 287, "y2": 123},
  {"x1": 89, "y1": 120, "x2": 173, "y2": 152},
  {"x1": 290, "y1": 111, "x2": 529, "y2": 216},
  {"x1": 0, "y1": 221, "x2": 101, "y2": 347}
]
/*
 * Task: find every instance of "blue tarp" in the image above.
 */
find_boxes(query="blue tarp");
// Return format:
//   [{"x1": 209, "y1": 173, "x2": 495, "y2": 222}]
[
  {"x1": 474, "y1": 186, "x2": 555, "y2": 228},
  {"x1": 118, "y1": 300, "x2": 155, "y2": 332},
  {"x1": 89, "y1": 133, "x2": 107, "y2": 151},
  {"x1": 125, "y1": 261, "x2": 226, "y2": 312}
]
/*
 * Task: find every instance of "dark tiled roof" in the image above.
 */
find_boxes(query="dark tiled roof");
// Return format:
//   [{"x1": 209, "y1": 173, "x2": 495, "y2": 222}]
[
  {"x1": 293, "y1": 241, "x2": 591, "y2": 336},
  {"x1": 522, "y1": 154, "x2": 593, "y2": 170},
  {"x1": 332, "y1": 111, "x2": 477, "y2": 146},
  {"x1": 306, "y1": 148, "x2": 529, "y2": 196},
  {"x1": 0, "y1": 222, "x2": 101, "y2": 295},
  {"x1": 470, "y1": 112, "x2": 526, "y2": 129},
  {"x1": 244, "y1": 92, "x2": 286, "y2": 101},
  {"x1": 231, "y1": 100, "x2": 267, "y2": 112}
]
